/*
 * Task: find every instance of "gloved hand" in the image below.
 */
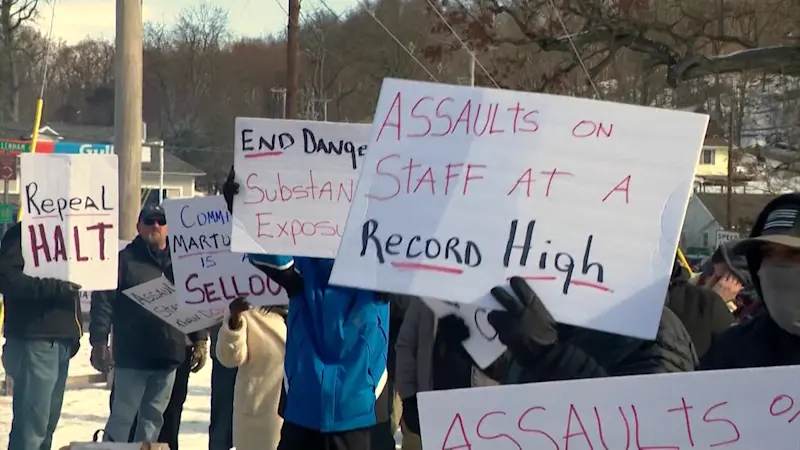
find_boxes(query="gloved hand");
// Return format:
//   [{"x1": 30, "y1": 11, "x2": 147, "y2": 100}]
[
  {"x1": 58, "y1": 281, "x2": 82, "y2": 302},
  {"x1": 228, "y1": 296, "x2": 250, "y2": 330},
  {"x1": 190, "y1": 343, "x2": 208, "y2": 373},
  {"x1": 222, "y1": 166, "x2": 239, "y2": 213},
  {"x1": 90, "y1": 344, "x2": 113, "y2": 374},
  {"x1": 487, "y1": 276, "x2": 558, "y2": 367},
  {"x1": 437, "y1": 314, "x2": 470, "y2": 346},
  {"x1": 401, "y1": 395, "x2": 420, "y2": 435}
]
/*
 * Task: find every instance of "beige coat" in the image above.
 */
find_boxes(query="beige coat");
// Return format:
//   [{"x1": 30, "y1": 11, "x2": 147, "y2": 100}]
[{"x1": 216, "y1": 309, "x2": 286, "y2": 450}]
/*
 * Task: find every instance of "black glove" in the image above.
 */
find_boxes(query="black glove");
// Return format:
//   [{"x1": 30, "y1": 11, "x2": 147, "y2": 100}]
[
  {"x1": 90, "y1": 344, "x2": 113, "y2": 373},
  {"x1": 190, "y1": 343, "x2": 208, "y2": 373},
  {"x1": 222, "y1": 166, "x2": 239, "y2": 213},
  {"x1": 437, "y1": 314, "x2": 470, "y2": 346},
  {"x1": 487, "y1": 276, "x2": 558, "y2": 367},
  {"x1": 58, "y1": 281, "x2": 82, "y2": 303},
  {"x1": 401, "y1": 395, "x2": 420, "y2": 435}
]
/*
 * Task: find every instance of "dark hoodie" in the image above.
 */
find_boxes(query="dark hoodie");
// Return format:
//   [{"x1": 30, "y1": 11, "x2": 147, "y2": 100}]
[
  {"x1": 700, "y1": 193, "x2": 800, "y2": 370},
  {"x1": 665, "y1": 260, "x2": 734, "y2": 358}
]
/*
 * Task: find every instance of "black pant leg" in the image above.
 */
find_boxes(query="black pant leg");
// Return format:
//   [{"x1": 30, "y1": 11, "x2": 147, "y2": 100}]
[
  {"x1": 277, "y1": 422, "x2": 324, "y2": 450},
  {"x1": 158, "y1": 347, "x2": 192, "y2": 450},
  {"x1": 327, "y1": 426, "x2": 375, "y2": 450},
  {"x1": 209, "y1": 355, "x2": 237, "y2": 450}
]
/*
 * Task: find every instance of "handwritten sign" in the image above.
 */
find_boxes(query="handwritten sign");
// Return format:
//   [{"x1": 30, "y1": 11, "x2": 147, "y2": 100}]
[
  {"x1": 419, "y1": 365, "x2": 800, "y2": 449},
  {"x1": 231, "y1": 118, "x2": 370, "y2": 258},
  {"x1": 122, "y1": 276, "x2": 223, "y2": 334},
  {"x1": 330, "y1": 79, "x2": 708, "y2": 340},
  {"x1": 421, "y1": 297, "x2": 506, "y2": 369},
  {"x1": 20, "y1": 154, "x2": 119, "y2": 290},
  {"x1": 162, "y1": 195, "x2": 288, "y2": 309}
]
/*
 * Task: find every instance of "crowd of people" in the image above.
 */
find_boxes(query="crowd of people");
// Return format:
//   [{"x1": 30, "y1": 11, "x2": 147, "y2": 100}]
[{"x1": 2, "y1": 167, "x2": 800, "y2": 450}]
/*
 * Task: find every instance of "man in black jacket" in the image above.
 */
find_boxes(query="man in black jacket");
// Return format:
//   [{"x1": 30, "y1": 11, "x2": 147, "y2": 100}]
[
  {"x1": 89, "y1": 205, "x2": 208, "y2": 443},
  {"x1": 0, "y1": 222, "x2": 82, "y2": 450}
]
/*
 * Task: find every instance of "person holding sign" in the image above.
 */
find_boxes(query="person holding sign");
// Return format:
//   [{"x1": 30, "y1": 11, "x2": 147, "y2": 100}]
[
  {"x1": 0, "y1": 222, "x2": 83, "y2": 450},
  {"x1": 89, "y1": 205, "x2": 209, "y2": 443},
  {"x1": 215, "y1": 296, "x2": 288, "y2": 450},
  {"x1": 483, "y1": 276, "x2": 697, "y2": 383},
  {"x1": 224, "y1": 170, "x2": 392, "y2": 450},
  {"x1": 701, "y1": 193, "x2": 800, "y2": 369}
]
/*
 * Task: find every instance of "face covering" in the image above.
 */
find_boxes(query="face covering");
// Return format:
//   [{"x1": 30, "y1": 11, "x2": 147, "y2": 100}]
[{"x1": 758, "y1": 262, "x2": 800, "y2": 336}]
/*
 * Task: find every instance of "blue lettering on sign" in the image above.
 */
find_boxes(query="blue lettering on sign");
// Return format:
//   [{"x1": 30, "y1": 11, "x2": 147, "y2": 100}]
[
  {"x1": 179, "y1": 205, "x2": 230, "y2": 228},
  {"x1": 53, "y1": 142, "x2": 115, "y2": 154}
]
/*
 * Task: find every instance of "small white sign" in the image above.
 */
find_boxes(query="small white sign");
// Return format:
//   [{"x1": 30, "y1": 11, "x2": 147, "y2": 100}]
[
  {"x1": 162, "y1": 196, "x2": 289, "y2": 309},
  {"x1": 420, "y1": 297, "x2": 506, "y2": 369},
  {"x1": 122, "y1": 276, "x2": 224, "y2": 334},
  {"x1": 716, "y1": 230, "x2": 741, "y2": 247},
  {"x1": 331, "y1": 79, "x2": 708, "y2": 340},
  {"x1": 419, "y1": 365, "x2": 800, "y2": 449},
  {"x1": 20, "y1": 154, "x2": 119, "y2": 290},
  {"x1": 231, "y1": 118, "x2": 370, "y2": 258}
]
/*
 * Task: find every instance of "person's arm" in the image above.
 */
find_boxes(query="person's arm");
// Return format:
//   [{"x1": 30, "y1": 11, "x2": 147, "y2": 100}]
[
  {"x1": 510, "y1": 340, "x2": 610, "y2": 383},
  {"x1": 247, "y1": 254, "x2": 303, "y2": 298},
  {"x1": 215, "y1": 309, "x2": 249, "y2": 368},
  {"x1": 0, "y1": 223, "x2": 72, "y2": 302},
  {"x1": 89, "y1": 289, "x2": 115, "y2": 346},
  {"x1": 188, "y1": 329, "x2": 209, "y2": 344},
  {"x1": 394, "y1": 300, "x2": 422, "y2": 399}
]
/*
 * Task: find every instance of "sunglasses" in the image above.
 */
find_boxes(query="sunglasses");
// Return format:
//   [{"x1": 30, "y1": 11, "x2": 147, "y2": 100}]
[{"x1": 143, "y1": 217, "x2": 167, "y2": 226}]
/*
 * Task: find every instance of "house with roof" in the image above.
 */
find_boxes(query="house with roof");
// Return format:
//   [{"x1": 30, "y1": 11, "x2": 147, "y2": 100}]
[
  {"x1": 682, "y1": 192, "x2": 776, "y2": 251},
  {"x1": 0, "y1": 122, "x2": 205, "y2": 207}
]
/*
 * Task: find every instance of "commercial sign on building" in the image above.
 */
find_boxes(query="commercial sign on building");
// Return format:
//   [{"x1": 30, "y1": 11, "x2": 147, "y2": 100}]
[{"x1": 53, "y1": 142, "x2": 114, "y2": 154}]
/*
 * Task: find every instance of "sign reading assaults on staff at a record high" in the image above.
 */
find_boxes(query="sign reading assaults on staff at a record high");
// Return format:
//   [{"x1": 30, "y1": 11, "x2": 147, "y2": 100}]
[
  {"x1": 330, "y1": 78, "x2": 709, "y2": 341},
  {"x1": 163, "y1": 195, "x2": 289, "y2": 309},
  {"x1": 231, "y1": 119, "x2": 370, "y2": 258},
  {"x1": 20, "y1": 154, "x2": 119, "y2": 291}
]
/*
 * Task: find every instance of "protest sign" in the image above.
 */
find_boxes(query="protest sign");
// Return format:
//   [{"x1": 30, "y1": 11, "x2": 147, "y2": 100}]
[
  {"x1": 418, "y1": 365, "x2": 800, "y2": 449},
  {"x1": 78, "y1": 240, "x2": 131, "y2": 313},
  {"x1": 231, "y1": 118, "x2": 369, "y2": 258},
  {"x1": 162, "y1": 195, "x2": 289, "y2": 309},
  {"x1": 20, "y1": 154, "x2": 119, "y2": 290},
  {"x1": 330, "y1": 79, "x2": 708, "y2": 340},
  {"x1": 122, "y1": 276, "x2": 224, "y2": 334},
  {"x1": 421, "y1": 297, "x2": 506, "y2": 369}
]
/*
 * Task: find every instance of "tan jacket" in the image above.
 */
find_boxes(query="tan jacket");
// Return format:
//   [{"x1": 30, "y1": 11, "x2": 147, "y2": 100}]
[
  {"x1": 216, "y1": 309, "x2": 286, "y2": 450},
  {"x1": 394, "y1": 298, "x2": 499, "y2": 400}
]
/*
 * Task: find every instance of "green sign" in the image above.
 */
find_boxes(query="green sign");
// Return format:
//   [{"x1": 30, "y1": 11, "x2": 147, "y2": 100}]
[
  {"x1": 0, "y1": 140, "x2": 30, "y2": 153},
  {"x1": 0, "y1": 204, "x2": 15, "y2": 224}
]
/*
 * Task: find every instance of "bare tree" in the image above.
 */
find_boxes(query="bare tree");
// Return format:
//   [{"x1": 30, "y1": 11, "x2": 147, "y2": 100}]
[{"x1": 0, "y1": 0, "x2": 42, "y2": 121}]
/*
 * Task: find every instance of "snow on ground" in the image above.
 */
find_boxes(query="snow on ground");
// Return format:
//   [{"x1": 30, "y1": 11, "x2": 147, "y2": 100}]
[{"x1": 0, "y1": 335, "x2": 211, "y2": 449}]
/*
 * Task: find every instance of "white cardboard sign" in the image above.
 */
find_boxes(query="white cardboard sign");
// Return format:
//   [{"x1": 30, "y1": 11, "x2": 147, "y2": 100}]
[
  {"x1": 122, "y1": 276, "x2": 224, "y2": 334},
  {"x1": 162, "y1": 196, "x2": 289, "y2": 310},
  {"x1": 331, "y1": 79, "x2": 708, "y2": 340},
  {"x1": 421, "y1": 297, "x2": 506, "y2": 369},
  {"x1": 231, "y1": 118, "x2": 370, "y2": 258},
  {"x1": 20, "y1": 154, "x2": 119, "y2": 290},
  {"x1": 418, "y1": 365, "x2": 800, "y2": 449}
]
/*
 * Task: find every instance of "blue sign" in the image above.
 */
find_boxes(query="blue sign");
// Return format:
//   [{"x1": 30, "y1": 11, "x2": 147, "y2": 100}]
[{"x1": 53, "y1": 142, "x2": 114, "y2": 154}]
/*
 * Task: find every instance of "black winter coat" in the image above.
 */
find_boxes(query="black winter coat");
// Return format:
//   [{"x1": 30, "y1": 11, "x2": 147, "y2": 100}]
[
  {"x1": 90, "y1": 236, "x2": 207, "y2": 370},
  {"x1": 507, "y1": 306, "x2": 697, "y2": 384},
  {"x1": 0, "y1": 222, "x2": 82, "y2": 342}
]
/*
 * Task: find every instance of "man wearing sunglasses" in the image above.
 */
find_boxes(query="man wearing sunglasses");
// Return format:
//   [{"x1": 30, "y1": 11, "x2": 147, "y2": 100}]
[{"x1": 90, "y1": 204, "x2": 208, "y2": 443}]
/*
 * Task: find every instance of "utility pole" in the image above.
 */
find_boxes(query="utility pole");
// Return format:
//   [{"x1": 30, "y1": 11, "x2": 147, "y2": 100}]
[
  {"x1": 270, "y1": 87, "x2": 287, "y2": 118},
  {"x1": 115, "y1": 0, "x2": 143, "y2": 240},
  {"x1": 286, "y1": 0, "x2": 301, "y2": 119}
]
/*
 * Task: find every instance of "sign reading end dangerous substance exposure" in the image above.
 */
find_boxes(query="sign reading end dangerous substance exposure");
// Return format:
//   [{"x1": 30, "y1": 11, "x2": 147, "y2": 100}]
[{"x1": 330, "y1": 79, "x2": 708, "y2": 340}]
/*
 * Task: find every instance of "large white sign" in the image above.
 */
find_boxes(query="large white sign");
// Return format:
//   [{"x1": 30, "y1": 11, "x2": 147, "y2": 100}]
[
  {"x1": 20, "y1": 154, "x2": 119, "y2": 290},
  {"x1": 330, "y1": 79, "x2": 708, "y2": 340},
  {"x1": 162, "y1": 196, "x2": 288, "y2": 309},
  {"x1": 231, "y1": 119, "x2": 370, "y2": 258},
  {"x1": 419, "y1": 365, "x2": 800, "y2": 449},
  {"x1": 122, "y1": 276, "x2": 224, "y2": 334}
]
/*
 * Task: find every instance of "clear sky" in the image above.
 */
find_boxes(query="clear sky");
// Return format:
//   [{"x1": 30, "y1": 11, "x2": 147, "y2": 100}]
[{"x1": 35, "y1": 0, "x2": 358, "y2": 44}]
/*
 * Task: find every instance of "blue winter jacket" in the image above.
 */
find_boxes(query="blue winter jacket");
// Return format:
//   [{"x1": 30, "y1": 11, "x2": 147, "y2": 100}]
[{"x1": 247, "y1": 254, "x2": 391, "y2": 433}]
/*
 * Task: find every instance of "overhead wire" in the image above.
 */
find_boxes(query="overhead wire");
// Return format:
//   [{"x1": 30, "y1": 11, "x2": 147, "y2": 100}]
[
  {"x1": 544, "y1": 0, "x2": 602, "y2": 99},
  {"x1": 38, "y1": 0, "x2": 59, "y2": 97}
]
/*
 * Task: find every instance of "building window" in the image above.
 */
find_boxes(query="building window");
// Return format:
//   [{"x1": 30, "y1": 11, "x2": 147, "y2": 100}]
[
  {"x1": 700, "y1": 149, "x2": 715, "y2": 165},
  {"x1": 703, "y1": 232, "x2": 709, "y2": 247}
]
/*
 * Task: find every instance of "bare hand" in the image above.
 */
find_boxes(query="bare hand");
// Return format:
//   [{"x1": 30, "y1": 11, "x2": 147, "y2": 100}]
[{"x1": 711, "y1": 274, "x2": 743, "y2": 303}]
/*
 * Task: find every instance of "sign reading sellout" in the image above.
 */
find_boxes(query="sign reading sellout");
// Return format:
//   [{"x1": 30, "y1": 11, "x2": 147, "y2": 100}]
[
  {"x1": 162, "y1": 196, "x2": 288, "y2": 310},
  {"x1": 231, "y1": 119, "x2": 370, "y2": 258},
  {"x1": 20, "y1": 154, "x2": 119, "y2": 290},
  {"x1": 418, "y1": 365, "x2": 800, "y2": 449},
  {"x1": 330, "y1": 79, "x2": 708, "y2": 340}
]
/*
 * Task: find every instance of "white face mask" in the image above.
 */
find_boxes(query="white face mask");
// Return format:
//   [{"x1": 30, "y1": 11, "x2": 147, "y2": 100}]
[{"x1": 758, "y1": 262, "x2": 800, "y2": 336}]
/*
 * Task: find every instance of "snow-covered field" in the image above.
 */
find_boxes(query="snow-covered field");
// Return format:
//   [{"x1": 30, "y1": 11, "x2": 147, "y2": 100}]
[{"x1": 0, "y1": 335, "x2": 212, "y2": 449}]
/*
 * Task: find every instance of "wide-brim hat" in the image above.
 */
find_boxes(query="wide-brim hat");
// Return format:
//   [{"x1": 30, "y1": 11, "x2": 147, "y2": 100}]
[{"x1": 733, "y1": 206, "x2": 800, "y2": 255}]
